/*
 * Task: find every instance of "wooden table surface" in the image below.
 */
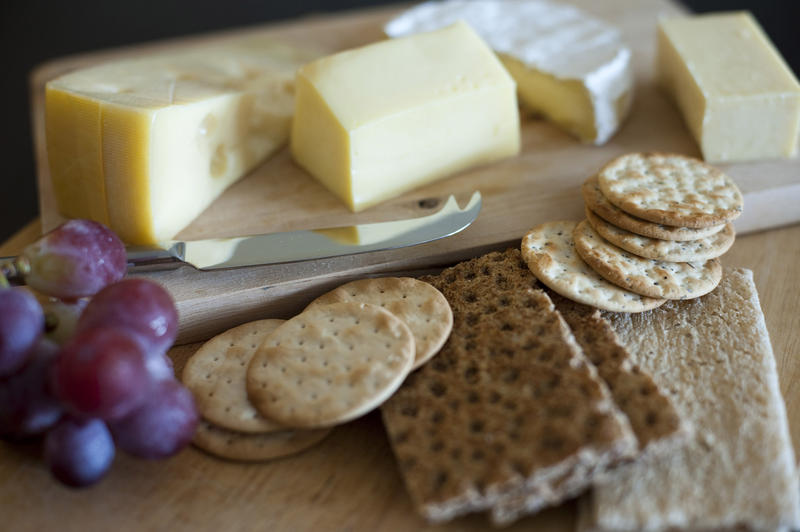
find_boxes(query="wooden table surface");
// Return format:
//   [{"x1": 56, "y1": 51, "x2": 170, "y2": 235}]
[{"x1": 1, "y1": 220, "x2": 798, "y2": 532}]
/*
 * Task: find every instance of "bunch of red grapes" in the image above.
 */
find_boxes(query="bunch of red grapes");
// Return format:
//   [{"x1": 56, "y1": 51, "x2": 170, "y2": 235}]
[{"x1": 0, "y1": 220, "x2": 197, "y2": 487}]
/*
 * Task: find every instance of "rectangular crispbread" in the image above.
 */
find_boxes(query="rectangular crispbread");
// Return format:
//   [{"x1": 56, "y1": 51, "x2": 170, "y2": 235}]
[
  {"x1": 491, "y1": 293, "x2": 688, "y2": 525},
  {"x1": 380, "y1": 249, "x2": 637, "y2": 523},
  {"x1": 580, "y1": 268, "x2": 800, "y2": 531}
]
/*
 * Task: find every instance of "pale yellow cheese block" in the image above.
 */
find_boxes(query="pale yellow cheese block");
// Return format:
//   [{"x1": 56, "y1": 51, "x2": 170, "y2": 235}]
[
  {"x1": 46, "y1": 37, "x2": 319, "y2": 245},
  {"x1": 290, "y1": 22, "x2": 520, "y2": 212},
  {"x1": 658, "y1": 12, "x2": 800, "y2": 163}
]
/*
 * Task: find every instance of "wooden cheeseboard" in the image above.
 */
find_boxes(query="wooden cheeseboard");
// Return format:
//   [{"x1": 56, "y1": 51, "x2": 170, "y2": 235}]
[
  {"x1": 30, "y1": 0, "x2": 800, "y2": 344},
  {"x1": 7, "y1": 1, "x2": 800, "y2": 530}
]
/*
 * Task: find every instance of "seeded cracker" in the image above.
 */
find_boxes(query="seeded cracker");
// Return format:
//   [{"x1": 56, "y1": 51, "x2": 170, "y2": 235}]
[
  {"x1": 596, "y1": 152, "x2": 743, "y2": 228},
  {"x1": 585, "y1": 208, "x2": 735, "y2": 262},
  {"x1": 490, "y1": 292, "x2": 688, "y2": 525},
  {"x1": 182, "y1": 319, "x2": 286, "y2": 433},
  {"x1": 380, "y1": 249, "x2": 637, "y2": 523},
  {"x1": 247, "y1": 302, "x2": 415, "y2": 428},
  {"x1": 305, "y1": 277, "x2": 452, "y2": 369},
  {"x1": 580, "y1": 269, "x2": 800, "y2": 531},
  {"x1": 521, "y1": 221, "x2": 665, "y2": 312},
  {"x1": 581, "y1": 175, "x2": 726, "y2": 241},
  {"x1": 192, "y1": 419, "x2": 331, "y2": 462},
  {"x1": 573, "y1": 220, "x2": 722, "y2": 299}
]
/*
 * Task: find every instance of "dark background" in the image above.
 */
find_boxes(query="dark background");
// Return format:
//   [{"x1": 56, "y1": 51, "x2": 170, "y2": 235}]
[{"x1": 1, "y1": 1, "x2": 798, "y2": 243}]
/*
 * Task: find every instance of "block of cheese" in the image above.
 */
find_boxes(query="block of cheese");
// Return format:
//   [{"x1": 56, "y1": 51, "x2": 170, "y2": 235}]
[
  {"x1": 46, "y1": 37, "x2": 319, "y2": 245},
  {"x1": 385, "y1": 0, "x2": 633, "y2": 145},
  {"x1": 290, "y1": 22, "x2": 520, "y2": 212},
  {"x1": 658, "y1": 12, "x2": 800, "y2": 163}
]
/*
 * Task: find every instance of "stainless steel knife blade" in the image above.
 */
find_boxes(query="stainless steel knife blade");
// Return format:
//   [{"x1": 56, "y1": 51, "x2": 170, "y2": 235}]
[{"x1": 125, "y1": 192, "x2": 481, "y2": 271}]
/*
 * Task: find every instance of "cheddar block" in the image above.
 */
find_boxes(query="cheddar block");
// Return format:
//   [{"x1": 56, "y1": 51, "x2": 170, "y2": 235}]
[
  {"x1": 290, "y1": 22, "x2": 520, "y2": 212},
  {"x1": 658, "y1": 12, "x2": 800, "y2": 163},
  {"x1": 46, "y1": 38, "x2": 319, "y2": 245},
  {"x1": 385, "y1": 0, "x2": 634, "y2": 145}
]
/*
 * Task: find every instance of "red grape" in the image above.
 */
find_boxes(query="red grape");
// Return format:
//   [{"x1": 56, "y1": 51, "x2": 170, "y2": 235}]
[
  {"x1": 77, "y1": 278, "x2": 178, "y2": 356},
  {"x1": 110, "y1": 379, "x2": 197, "y2": 459},
  {"x1": 0, "y1": 339, "x2": 63, "y2": 439},
  {"x1": 22, "y1": 219, "x2": 126, "y2": 299},
  {"x1": 0, "y1": 288, "x2": 44, "y2": 377},
  {"x1": 44, "y1": 417, "x2": 114, "y2": 488},
  {"x1": 52, "y1": 327, "x2": 150, "y2": 421},
  {"x1": 146, "y1": 352, "x2": 175, "y2": 382}
]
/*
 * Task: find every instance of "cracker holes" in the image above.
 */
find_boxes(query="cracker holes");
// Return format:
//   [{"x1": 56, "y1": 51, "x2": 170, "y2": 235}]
[
  {"x1": 401, "y1": 405, "x2": 419, "y2": 417},
  {"x1": 433, "y1": 471, "x2": 448, "y2": 490},
  {"x1": 429, "y1": 382, "x2": 447, "y2": 397}
]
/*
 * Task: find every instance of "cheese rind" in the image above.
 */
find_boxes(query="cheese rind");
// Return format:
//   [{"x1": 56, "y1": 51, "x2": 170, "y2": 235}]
[
  {"x1": 290, "y1": 22, "x2": 520, "y2": 212},
  {"x1": 46, "y1": 38, "x2": 318, "y2": 245},
  {"x1": 385, "y1": 0, "x2": 633, "y2": 145},
  {"x1": 658, "y1": 12, "x2": 800, "y2": 163}
]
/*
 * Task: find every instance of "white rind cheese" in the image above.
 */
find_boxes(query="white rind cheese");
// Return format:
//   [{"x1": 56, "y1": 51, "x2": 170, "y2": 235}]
[{"x1": 385, "y1": 0, "x2": 634, "y2": 145}]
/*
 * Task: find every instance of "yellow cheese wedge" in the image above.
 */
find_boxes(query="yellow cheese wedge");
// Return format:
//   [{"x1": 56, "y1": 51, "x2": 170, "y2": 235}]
[
  {"x1": 290, "y1": 22, "x2": 520, "y2": 212},
  {"x1": 46, "y1": 37, "x2": 319, "y2": 245},
  {"x1": 658, "y1": 12, "x2": 800, "y2": 163}
]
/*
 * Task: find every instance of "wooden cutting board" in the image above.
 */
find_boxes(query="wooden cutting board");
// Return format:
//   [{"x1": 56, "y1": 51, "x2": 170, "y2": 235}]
[{"x1": 30, "y1": 0, "x2": 800, "y2": 343}]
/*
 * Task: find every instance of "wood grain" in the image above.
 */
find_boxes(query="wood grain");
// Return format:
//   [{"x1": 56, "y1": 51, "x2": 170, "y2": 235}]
[
  {"x1": 1, "y1": 223, "x2": 798, "y2": 532},
  {"x1": 28, "y1": 0, "x2": 800, "y2": 343}
]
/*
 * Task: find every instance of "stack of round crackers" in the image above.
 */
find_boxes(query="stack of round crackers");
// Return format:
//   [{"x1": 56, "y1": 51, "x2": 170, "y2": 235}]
[
  {"x1": 522, "y1": 153, "x2": 742, "y2": 312},
  {"x1": 181, "y1": 277, "x2": 453, "y2": 462}
]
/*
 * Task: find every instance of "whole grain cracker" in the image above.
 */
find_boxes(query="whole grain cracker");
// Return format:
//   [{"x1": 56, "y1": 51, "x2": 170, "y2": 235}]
[
  {"x1": 521, "y1": 221, "x2": 665, "y2": 312},
  {"x1": 305, "y1": 277, "x2": 452, "y2": 369},
  {"x1": 582, "y1": 174, "x2": 725, "y2": 241},
  {"x1": 247, "y1": 302, "x2": 415, "y2": 428},
  {"x1": 573, "y1": 220, "x2": 722, "y2": 300},
  {"x1": 585, "y1": 208, "x2": 735, "y2": 262},
  {"x1": 182, "y1": 319, "x2": 286, "y2": 433},
  {"x1": 381, "y1": 249, "x2": 637, "y2": 523},
  {"x1": 489, "y1": 292, "x2": 687, "y2": 525},
  {"x1": 597, "y1": 152, "x2": 743, "y2": 228},
  {"x1": 192, "y1": 419, "x2": 331, "y2": 462},
  {"x1": 581, "y1": 269, "x2": 800, "y2": 532}
]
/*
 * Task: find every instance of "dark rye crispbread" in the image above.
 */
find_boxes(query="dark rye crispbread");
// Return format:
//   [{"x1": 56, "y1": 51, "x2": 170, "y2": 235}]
[
  {"x1": 380, "y1": 249, "x2": 637, "y2": 523},
  {"x1": 551, "y1": 294, "x2": 686, "y2": 454},
  {"x1": 489, "y1": 293, "x2": 688, "y2": 525}
]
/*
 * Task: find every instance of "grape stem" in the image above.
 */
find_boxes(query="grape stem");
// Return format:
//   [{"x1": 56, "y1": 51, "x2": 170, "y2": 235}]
[{"x1": 0, "y1": 256, "x2": 30, "y2": 286}]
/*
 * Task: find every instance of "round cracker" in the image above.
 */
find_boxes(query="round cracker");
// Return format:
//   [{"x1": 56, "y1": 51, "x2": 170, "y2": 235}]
[
  {"x1": 597, "y1": 153, "x2": 743, "y2": 228},
  {"x1": 192, "y1": 419, "x2": 330, "y2": 462},
  {"x1": 182, "y1": 319, "x2": 287, "y2": 434},
  {"x1": 247, "y1": 302, "x2": 415, "y2": 428},
  {"x1": 581, "y1": 174, "x2": 726, "y2": 241},
  {"x1": 305, "y1": 277, "x2": 452, "y2": 369},
  {"x1": 573, "y1": 220, "x2": 722, "y2": 300},
  {"x1": 585, "y1": 208, "x2": 736, "y2": 262},
  {"x1": 520, "y1": 220, "x2": 665, "y2": 313}
]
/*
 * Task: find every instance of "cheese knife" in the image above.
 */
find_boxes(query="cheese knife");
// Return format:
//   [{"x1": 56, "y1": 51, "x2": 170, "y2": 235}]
[{"x1": 122, "y1": 191, "x2": 481, "y2": 272}]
